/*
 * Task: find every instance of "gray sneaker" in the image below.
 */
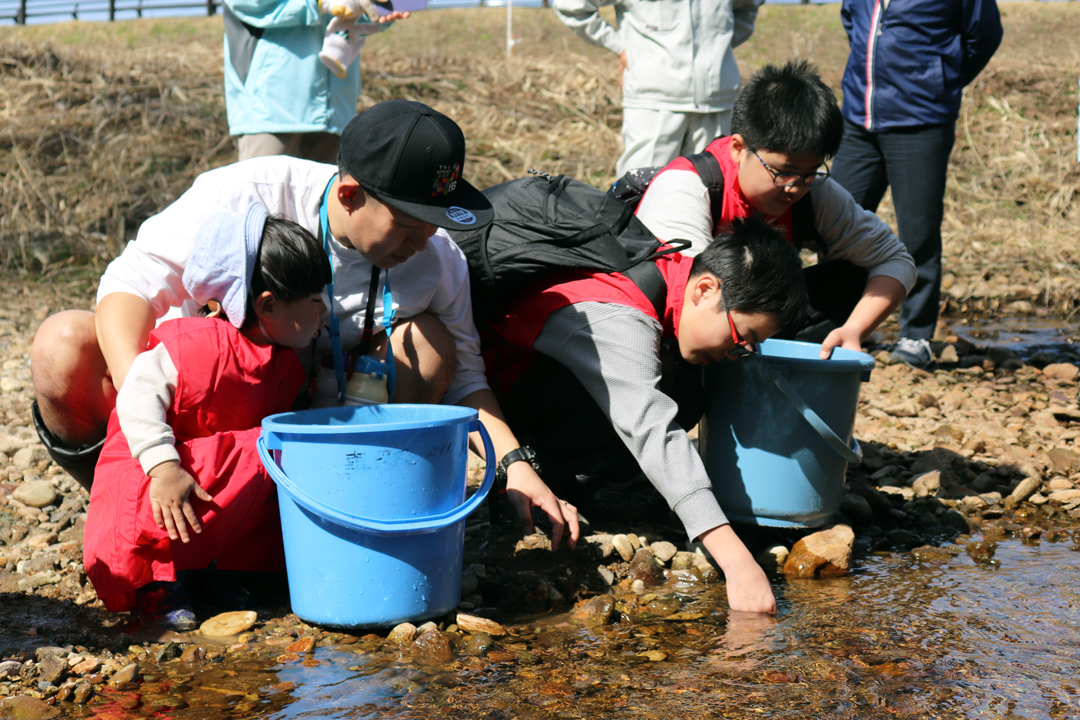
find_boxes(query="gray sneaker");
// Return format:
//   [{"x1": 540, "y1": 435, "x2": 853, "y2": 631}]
[{"x1": 890, "y1": 338, "x2": 933, "y2": 369}]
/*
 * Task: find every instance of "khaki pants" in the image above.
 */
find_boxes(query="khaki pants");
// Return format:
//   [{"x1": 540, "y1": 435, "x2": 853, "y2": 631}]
[
  {"x1": 236, "y1": 132, "x2": 341, "y2": 165},
  {"x1": 617, "y1": 108, "x2": 731, "y2": 177}
]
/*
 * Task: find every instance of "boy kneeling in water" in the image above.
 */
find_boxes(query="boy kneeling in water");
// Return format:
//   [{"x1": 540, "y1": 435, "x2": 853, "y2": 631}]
[{"x1": 484, "y1": 216, "x2": 806, "y2": 614}]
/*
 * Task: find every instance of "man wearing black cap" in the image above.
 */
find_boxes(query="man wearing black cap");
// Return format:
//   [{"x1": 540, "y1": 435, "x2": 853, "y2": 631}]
[{"x1": 31, "y1": 100, "x2": 579, "y2": 550}]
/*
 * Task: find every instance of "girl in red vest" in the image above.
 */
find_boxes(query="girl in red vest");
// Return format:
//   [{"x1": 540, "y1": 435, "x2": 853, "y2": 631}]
[{"x1": 83, "y1": 204, "x2": 331, "y2": 630}]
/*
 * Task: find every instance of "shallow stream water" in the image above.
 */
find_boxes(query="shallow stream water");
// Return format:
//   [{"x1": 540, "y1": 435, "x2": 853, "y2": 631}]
[
  {"x1": 70, "y1": 321, "x2": 1080, "y2": 719},
  {"x1": 75, "y1": 533, "x2": 1080, "y2": 720}
]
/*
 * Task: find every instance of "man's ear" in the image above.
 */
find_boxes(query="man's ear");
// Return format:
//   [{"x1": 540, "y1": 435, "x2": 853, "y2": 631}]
[
  {"x1": 253, "y1": 290, "x2": 275, "y2": 320},
  {"x1": 336, "y1": 178, "x2": 366, "y2": 213},
  {"x1": 729, "y1": 134, "x2": 747, "y2": 164}
]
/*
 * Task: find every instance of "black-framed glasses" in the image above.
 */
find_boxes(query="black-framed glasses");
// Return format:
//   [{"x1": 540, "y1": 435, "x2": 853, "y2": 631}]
[
  {"x1": 751, "y1": 149, "x2": 830, "y2": 188},
  {"x1": 719, "y1": 286, "x2": 758, "y2": 358}
]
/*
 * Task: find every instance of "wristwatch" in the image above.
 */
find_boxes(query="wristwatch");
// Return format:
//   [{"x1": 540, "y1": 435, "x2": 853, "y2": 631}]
[{"x1": 495, "y1": 446, "x2": 541, "y2": 491}]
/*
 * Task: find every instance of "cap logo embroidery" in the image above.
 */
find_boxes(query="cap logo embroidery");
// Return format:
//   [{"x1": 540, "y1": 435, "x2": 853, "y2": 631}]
[
  {"x1": 432, "y1": 163, "x2": 462, "y2": 197},
  {"x1": 446, "y1": 207, "x2": 476, "y2": 225}
]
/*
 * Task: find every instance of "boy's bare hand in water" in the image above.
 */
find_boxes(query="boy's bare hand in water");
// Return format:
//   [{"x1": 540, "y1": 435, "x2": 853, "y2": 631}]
[
  {"x1": 148, "y1": 461, "x2": 213, "y2": 543},
  {"x1": 700, "y1": 524, "x2": 778, "y2": 614}
]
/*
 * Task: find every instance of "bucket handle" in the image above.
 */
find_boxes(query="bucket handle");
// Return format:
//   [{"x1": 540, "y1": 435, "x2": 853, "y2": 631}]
[
  {"x1": 256, "y1": 419, "x2": 496, "y2": 537},
  {"x1": 768, "y1": 370, "x2": 862, "y2": 465}
]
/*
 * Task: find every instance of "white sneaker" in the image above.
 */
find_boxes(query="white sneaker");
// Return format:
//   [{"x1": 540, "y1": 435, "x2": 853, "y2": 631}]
[{"x1": 890, "y1": 338, "x2": 933, "y2": 369}]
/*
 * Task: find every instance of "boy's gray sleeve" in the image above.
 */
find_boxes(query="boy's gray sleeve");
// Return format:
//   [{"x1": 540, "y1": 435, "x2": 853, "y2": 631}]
[
  {"x1": 535, "y1": 302, "x2": 728, "y2": 541},
  {"x1": 552, "y1": 0, "x2": 624, "y2": 55},
  {"x1": 810, "y1": 179, "x2": 917, "y2": 293}
]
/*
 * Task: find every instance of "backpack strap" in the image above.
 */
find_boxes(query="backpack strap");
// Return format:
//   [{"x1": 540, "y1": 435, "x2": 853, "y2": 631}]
[
  {"x1": 686, "y1": 150, "x2": 724, "y2": 233},
  {"x1": 623, "y1": 261, "x2": 667, "y2": 323},
  {"x1": 790, "y1": 191, "x2": 828, "y2": 255}
]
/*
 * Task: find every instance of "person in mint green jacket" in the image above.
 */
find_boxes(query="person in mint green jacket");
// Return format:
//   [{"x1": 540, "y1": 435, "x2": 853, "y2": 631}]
[
  {"x1": 553, "y1": 0, "x2": 762, "y2": 177},
  {"x1": 223, "y1": 0, "x2": 399, "y2": 163}
]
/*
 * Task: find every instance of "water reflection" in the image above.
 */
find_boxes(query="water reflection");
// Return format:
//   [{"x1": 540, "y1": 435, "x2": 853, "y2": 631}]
[{"x1": 248, "y1": 538, "x2": 1080, "y2": 720}]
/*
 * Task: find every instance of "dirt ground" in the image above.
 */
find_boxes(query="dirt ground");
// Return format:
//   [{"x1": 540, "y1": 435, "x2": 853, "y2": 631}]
[{"x1": 0, "y1": 1, "x2": 1078, "y2": 712}]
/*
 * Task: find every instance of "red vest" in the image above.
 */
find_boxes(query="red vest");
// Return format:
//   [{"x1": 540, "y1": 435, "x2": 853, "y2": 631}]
[
  {"x1": 85, "y1": 317, "x2": 304, "y2": 611},
  {"x1": 483, "y1": 253, "x2": 695, "y2": 392},
  {"x1": 645, "y1": 135, "x2": 796, "y2": 241}
]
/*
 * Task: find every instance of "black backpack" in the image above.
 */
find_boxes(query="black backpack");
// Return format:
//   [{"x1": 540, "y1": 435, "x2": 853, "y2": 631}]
[{"x1": 449, "y1": 170, "x2": 688, "y2": 320}]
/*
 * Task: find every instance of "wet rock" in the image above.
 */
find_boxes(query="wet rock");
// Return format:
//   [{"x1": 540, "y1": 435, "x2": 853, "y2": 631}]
[
  {"x1": 514, "y1": 533, "x2": 550, "y2": 553},
  {"x1": 108, "y1": 663, "x2": 138, "y2": 687},
  {"x1": 571, "y1": 595, "x2": 616, "y2": 626},
  {"x1": 966, "y1": 541, "x2": 996, "y2": 563},
  {"x1": 1047, "y1": 448, "x2": 1080, "y2": 476},
  {"x1": 286, "y1": 636, "x2": 316, "y2": 654},
  {"x1": 783, "y1": 525, "x2": 855, "y2": 579},
  {"x1": 200, "y1": 610, "x2": 257, "y2": 638},
  {"x1": 638, "y1": 650, "x2": 667, "y2": 662},
  {"x1": 388, "y1": 623, "x2": 418, "y2": 646},
  {"x1": 35, "y1": 653, "x2": 66, "y2": 685},
  {"x1": 1042, "y1": 363, "x2": 1079, "y2": 381},
  {"x1": 154, "y1": 642, "x2": 181, "y2": 663},
  {"x1": 649, "y1": 541, "x2": 678, "y2": 563},
  {"x1": 411, "y1": 629, "x2": 453, "y2": 665},
  {"x1": 461, "y1": 632, "x2": 494, "y2": 657},
  {"x1": 642, "y1": 596, "x2": 682, "y2": 617},
  {"x1": 840, "y1": 493, "x2": 874, "y2": 524},
  {"x1": 627, "y1": 548, "x2": 663, "y2": 587},
  {"x1": 596, "y1": 567, "x2": 614, "y2": 585},
  {"x1": 72, "y1": 681, "x2": 94, "y2": 704},
  {"x1": 611, "y1": 534, "x2": 634, "y2": 562},
  {"x1": 11, "y1": 481, "x2": 56, "y2": 509},
  {"x1": 455, "y1": 613, "x2": 507, "y2": 637},
  {"x1": 691, "y1": 561, "x2": 721, "y2": 584},
  {"x1": 911, "y1": 545, "x2": 953, "y2": 562},
  {"x1": 669, "y1": 551, "x2": 698, "y2": 571},
  {"x1": 0, "y1": 696, "x2": 60, "y2": 720}
]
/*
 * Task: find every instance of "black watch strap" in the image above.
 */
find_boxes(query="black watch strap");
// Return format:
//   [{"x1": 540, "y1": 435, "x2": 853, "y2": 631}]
[{"x1": 495, "y1": 446, "x2": 540, "y2": 487}]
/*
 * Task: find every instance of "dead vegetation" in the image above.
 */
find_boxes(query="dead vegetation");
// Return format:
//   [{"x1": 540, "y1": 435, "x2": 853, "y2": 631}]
[{"x1": 0, "y1": 3, "x2": 1077, "y2": 312}]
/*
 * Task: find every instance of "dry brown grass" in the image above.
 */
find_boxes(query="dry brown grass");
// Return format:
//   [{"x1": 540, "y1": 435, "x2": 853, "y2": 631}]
[{"x1": 0, "y1": 3, "x2": 1077, "y2": 311}]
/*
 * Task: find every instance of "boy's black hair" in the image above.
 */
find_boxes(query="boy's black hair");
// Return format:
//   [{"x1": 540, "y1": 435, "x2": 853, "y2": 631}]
[
  {"x1": 245, "y1": 216, "x2": 333, "y2": 323},
  {"x1": 689, "y1": 215, "x2": 808, "y2": 333},
  {"x1": 730, "y1": 60, "x2": 844, "y2": 159}
]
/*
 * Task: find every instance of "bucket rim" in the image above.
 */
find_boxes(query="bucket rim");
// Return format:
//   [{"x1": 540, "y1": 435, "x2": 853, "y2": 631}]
[
  {"x1": 754, "y1": 339, "x2": 876, "y2": 373},
  {"x1": 261, "y1": 403, "x2": 479, "y2": 436}
]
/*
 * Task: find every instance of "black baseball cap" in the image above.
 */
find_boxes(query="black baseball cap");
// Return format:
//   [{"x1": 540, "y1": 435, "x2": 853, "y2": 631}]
[{"x1": 339, "y1": 100, "x2": 493, "y2": 232}]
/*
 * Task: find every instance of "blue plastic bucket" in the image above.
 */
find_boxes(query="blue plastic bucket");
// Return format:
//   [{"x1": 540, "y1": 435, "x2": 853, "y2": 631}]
[
  {"x1": 699, "y1": 339, "x2": 875, "y2": 528},
  {"x1": 257, "y1": 404, "x2": 494, "y2": 628}
]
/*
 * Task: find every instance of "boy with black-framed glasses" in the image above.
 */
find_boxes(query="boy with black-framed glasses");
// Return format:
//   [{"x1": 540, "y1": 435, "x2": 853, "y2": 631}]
[{"x1": 636, "y1": 61, "x2": 917, "y2": 363}]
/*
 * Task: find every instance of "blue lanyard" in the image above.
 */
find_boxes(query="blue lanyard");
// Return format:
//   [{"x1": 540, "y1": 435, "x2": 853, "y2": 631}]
[{"x1": 320, "y1": 178, "x2": 396, "y2": 402}]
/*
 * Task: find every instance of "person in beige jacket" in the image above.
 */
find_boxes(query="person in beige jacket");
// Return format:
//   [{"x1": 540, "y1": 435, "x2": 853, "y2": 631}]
[{"x1": 553, "y1": 0, "x2": 763, "y2": 176}]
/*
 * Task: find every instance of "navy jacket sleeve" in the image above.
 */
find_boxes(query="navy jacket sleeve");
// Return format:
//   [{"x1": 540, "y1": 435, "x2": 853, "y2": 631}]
[{"x1": 960, "y1": 0, "x2": 1003, "y2": 87}]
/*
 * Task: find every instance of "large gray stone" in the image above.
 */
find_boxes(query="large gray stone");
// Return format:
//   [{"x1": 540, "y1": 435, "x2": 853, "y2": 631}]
[
  {"x1": 11, "y1": 481, "x2": 56, "y2": 509},
  {"x1": 12, "y1": 446, "x2": 48, "y2": 470}
]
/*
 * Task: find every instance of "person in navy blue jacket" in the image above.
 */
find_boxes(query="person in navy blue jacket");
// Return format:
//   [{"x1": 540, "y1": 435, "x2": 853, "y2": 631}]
[{"x1": 830, "y1": 0, "x2": 1002, "y2": 368}]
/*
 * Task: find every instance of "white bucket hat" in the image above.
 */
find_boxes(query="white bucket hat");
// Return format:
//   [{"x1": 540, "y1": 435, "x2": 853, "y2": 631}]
[{"x1": 182, "y1": 202, "x2": 269, "y2": 328}]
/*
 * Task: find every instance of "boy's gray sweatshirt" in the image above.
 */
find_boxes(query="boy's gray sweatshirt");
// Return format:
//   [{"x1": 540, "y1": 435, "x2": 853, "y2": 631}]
[{"x1": 534, "y1": 301, "x2": 726, "y2": 542}]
